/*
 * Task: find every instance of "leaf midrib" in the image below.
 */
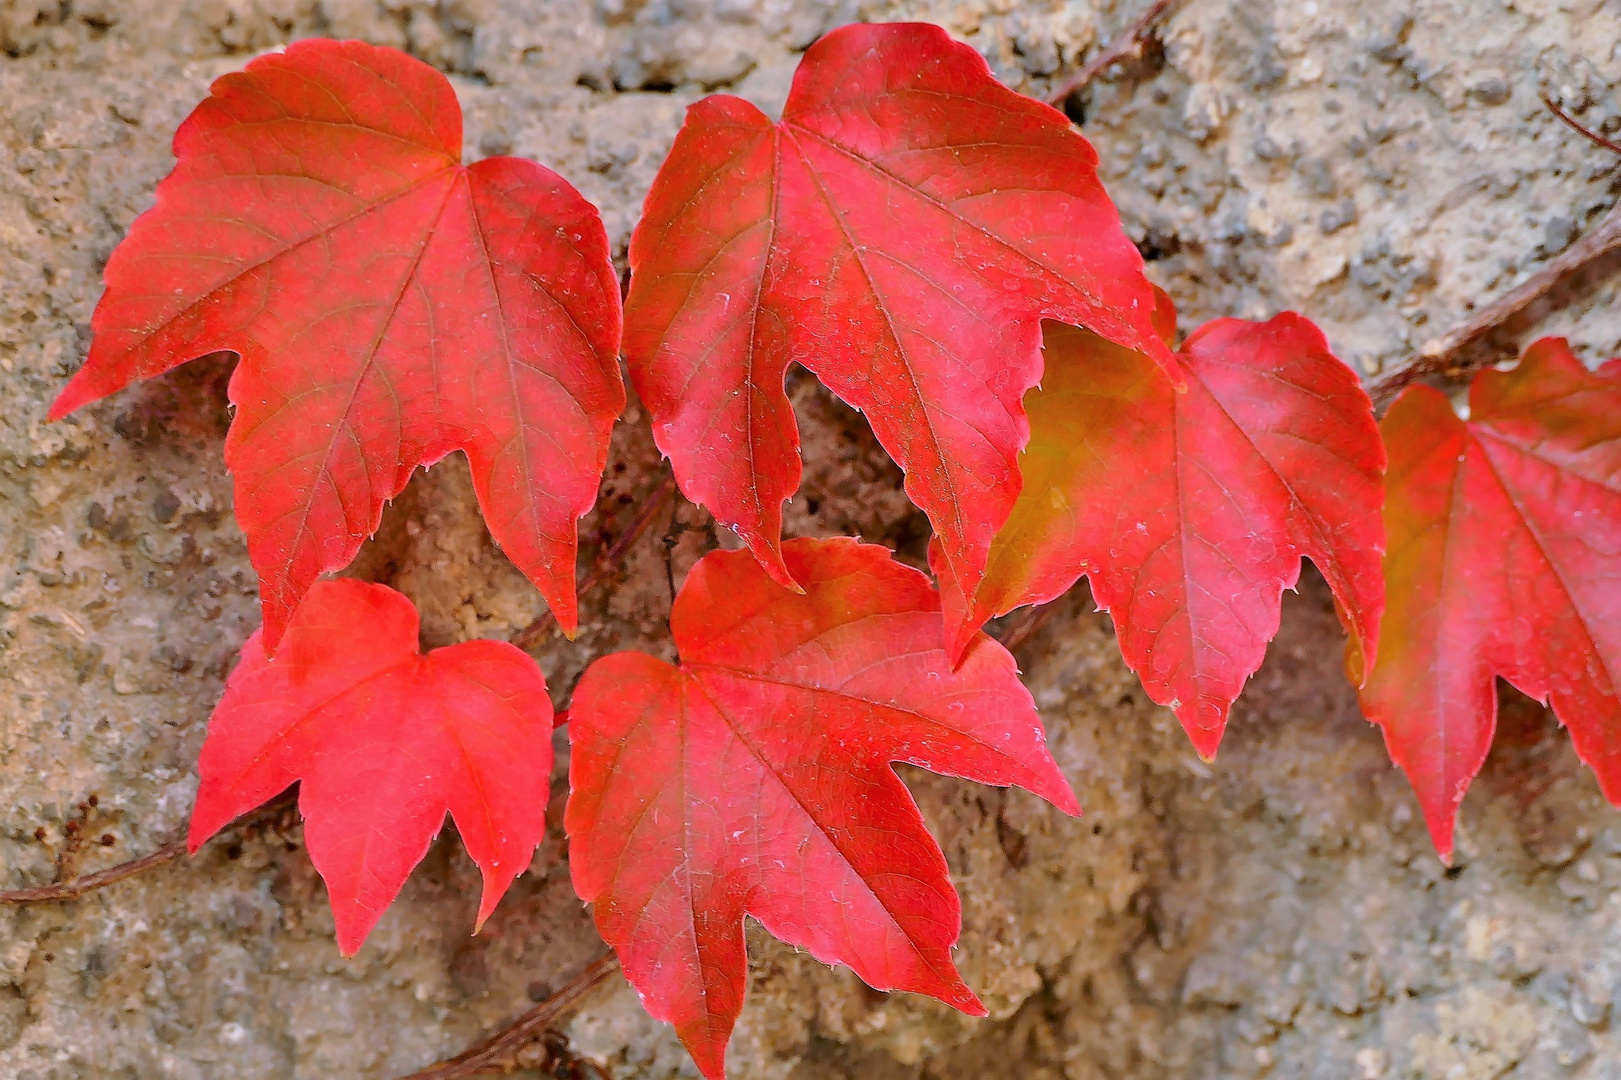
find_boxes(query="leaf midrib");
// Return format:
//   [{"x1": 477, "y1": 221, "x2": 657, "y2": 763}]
[
  {"x1": 780, "y1": 127, "x2": 971, "y2": 587},
  {"x1": 684, "y1": 671, "x2": 964, "y2": 992},
  {"x1": 104, "y1": 164, "x2": 460, "y2": 370},
  {"x1": 1472, "y1": 425, "x2": 1621, "y2": 702}
]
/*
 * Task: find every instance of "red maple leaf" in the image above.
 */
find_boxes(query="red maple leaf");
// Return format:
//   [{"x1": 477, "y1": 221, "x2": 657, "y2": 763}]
[
  {"x1": 941, "y1": 291, "x2": 1385, "y2": 756},
  {"x1": 623, "y1": 21, "x2": 1174, "y2": 625},
  {"x1": 565, "y1": 538, "x2": 1078, "y2": 1079},
  {"x1": 1360, "y1": 339, "x2": 1621, "y2": 860},
  {"x1": 187, "y1": 579, "x2": 554, "y2": 955},
  {"x1": 50, "y1": 40, "x2": 624, "y2": 651}
]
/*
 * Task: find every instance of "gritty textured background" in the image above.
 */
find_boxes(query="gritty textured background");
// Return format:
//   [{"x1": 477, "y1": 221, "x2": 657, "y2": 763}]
[{"x1": 3, "y1": 1, "x2": 1621, "y2": 1078}]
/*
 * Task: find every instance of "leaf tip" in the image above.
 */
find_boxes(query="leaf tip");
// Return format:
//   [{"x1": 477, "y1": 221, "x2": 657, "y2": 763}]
[
  {"x1": 1142, "y1": 332, "x2": 1188, "y2": 391},
  {"x1": 184, "y1": 799, "x2": 229, "y2": 857},
  {"x1": 46, "y1": 374, "x2": 93, "y2": 422},
  {"x1": 549, "y1": 594, "x2": 581, "y2": 641},
  {"x1": 956, "y1": 986, "x2": 989, "y2": 1018},
  {"x1": 334, "y1": 924, "x2": 368, "y2": 959},
  {"x1": 1421, "y1": 805, "x2": 1459, "y2": 868},
  {"x1": 914, "y1": 967, "x2": 987, "y2": 1018},
  {"x1": 1342, "y1": 626, "x2": 1369, "y2": 691},
  {"x1": 682, "y1": 1031, "x2": 730, "y2": 1080},
  {"x1": 257, "y1": 609, "x2": 288, "y2": 657},
  {"x1": 750, "y1": 542, "x2": 803, "y2": 595},
  {"x1": 1181, "y1": 715, "x2": 1227, "y2": 763},
  {"x1": 943, "y1": 621, "x2": 978, "y2": 671},
  {"x1": 474, "y1": 876, "x2": 512, "y2": 935}
]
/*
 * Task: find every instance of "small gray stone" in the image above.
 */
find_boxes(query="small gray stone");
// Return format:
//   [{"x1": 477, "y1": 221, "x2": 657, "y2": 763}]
[
  {"x1": 151, "y1": 489, "x2": 181, "y2": 524},
  {"x1": 1569, "y1": 986, "x2": 1609, "y2": 1029},
  {"x1": 477, "y1": 130, "x2": 513, "y2": 159},
  {"x1": 1321, "y1": 200, "x2": 1359, "y2": 234},
  {"x1": 1542, "y1": 215, "x2": 1579, "y2": 254},
  {"x1": 1300, "y1": 158, "x2": 1338, "y2": 198},
  {"x1": 1254, "y1": 134, "x2": 1286, "y2": 162},
  {"x1": 1470, "y1": 75, "x2": 1512, "y2": 106}
]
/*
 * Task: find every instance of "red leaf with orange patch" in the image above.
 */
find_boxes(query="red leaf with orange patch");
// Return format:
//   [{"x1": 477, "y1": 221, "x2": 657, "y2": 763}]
[
  {"x1": 939, "y1": 294, "x2": 1385, "y2": 756},
  {"x1": 1361, "y1": 339, "x2": 1621, "y2": 860}
]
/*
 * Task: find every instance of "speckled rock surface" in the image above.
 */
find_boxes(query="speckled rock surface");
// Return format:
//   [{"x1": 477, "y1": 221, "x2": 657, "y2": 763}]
[{"x1": 2, "y1": 2, "x2": 1620, "y2": 1078}]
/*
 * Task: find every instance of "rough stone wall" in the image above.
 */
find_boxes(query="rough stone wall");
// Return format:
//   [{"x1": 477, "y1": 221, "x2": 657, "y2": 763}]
[{"x1": 2, "y1": 1, "x2": 1619, "y2": 1079}]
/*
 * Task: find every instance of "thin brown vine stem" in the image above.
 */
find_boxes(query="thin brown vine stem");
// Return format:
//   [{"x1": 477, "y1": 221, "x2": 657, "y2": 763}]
[
  {"x1": 1366, "y1": 100, "x2": 1621, "y2": 408},
  {"x1": 509, "y1": 472, "x2": 677, "y2": 652},
  {"x1": 996, "y1": 603, "x2": 1058, "y2": 655},
  {"x1": 0, "y1": 791, "x2": 294, "y2": 904},
  {"x1": 1544, "y1": 95, "x2": 1621, "y2": 158},
  {"x1": 396, "y1": 953, "x2": 621, "y2": 1080},
  {"x1": 0, "y1": 842, "x2": 184, "y2": 904},
  {"x1": 1046, "y1": 0, "x2": 1181, "y2": 107},
  {"x1": 1365, "y1": 200, "x2": 1621, "y2": 408}
]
